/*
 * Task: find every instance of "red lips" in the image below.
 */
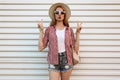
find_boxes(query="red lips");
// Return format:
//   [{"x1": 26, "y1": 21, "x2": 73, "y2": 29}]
[{"x1": 58, "y1": 16, "x2": 61, "y2": 19}]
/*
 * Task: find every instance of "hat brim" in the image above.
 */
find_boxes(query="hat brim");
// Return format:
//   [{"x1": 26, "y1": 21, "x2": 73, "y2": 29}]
[{"x1": 49, "y1": 3, "x2": 71, "y2": 20}]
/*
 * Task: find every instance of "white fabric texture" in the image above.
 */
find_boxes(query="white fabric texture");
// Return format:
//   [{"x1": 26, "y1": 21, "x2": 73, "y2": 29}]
[{"x1": 56, "y1": 27, "x2": 66, "y2": 53}]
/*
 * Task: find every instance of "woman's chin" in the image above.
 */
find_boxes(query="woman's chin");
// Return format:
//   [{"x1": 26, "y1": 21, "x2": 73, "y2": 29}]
[{"x1": 57, "y1": 19, "x2": 64, "y2": 22}]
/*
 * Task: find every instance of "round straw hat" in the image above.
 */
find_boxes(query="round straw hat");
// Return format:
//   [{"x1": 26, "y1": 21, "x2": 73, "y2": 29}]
[{"x1": 49, "y1": 3, "x2": 71, "y2": 20}]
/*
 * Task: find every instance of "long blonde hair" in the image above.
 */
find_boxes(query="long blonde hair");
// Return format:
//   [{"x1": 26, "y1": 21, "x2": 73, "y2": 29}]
[{"x1": 50, "y1": 6, "x2": 69, "y2": 27}]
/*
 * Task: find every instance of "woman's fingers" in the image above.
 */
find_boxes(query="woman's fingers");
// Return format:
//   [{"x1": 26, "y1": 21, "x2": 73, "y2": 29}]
[
  {"x1": 38, "y1": 19, "x2": 43, "y2": 27},
  {"x1": 77, "y1": 22, "x2": 82, "y2": 32},
  {"x1": 38, "y1": 19, "x2": 44, "y2": 30},
  {"x1": 77, "y1": 22, "x2": 82, "y2": 26}
]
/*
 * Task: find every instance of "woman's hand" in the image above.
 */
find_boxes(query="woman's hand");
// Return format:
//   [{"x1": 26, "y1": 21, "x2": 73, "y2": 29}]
[
  {"x1": 38, "y1": 19, "x2": 44, "y2": 32},
  {"x1": 76, "y1": 22, "x2": 82, "y2": 33},
  {"x1": 38, "y1": 19, "x2": 44, "y2": 51},
  {"x1": 75, "y1": 22, "x2": 82, "y2": 53}
]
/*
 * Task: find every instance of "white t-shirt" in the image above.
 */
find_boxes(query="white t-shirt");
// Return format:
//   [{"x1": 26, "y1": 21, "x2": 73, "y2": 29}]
[{"x1": 56, "y1": 27, "x2": 66, "y2": 53}]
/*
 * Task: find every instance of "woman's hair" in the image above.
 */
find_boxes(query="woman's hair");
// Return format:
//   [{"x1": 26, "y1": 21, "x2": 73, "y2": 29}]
[{"x1": 50, "y1": 6, "x2": 69, "y2": 27}]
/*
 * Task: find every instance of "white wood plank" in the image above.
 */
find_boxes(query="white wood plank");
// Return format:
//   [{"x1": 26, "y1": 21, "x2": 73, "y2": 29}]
[
  {"x1": 0, "y1": 60, "x2": 46, "y2": 64},
  {"x1": 0, "y1": 64, "x2": 119, "y2": 70},
  {"x1": 0, "y1": 17, "x2": 52, "y2": 21},
  {"x1": 0, "y1": 0, "x2": 119, "y2": 3},
  {"x1": 0, "y1": 46, "x2": 120, "y2": 51},
  {"x1": 80, "y1": 46, "x2": 120, "y2": 51},
  {"x1": 0, "y1": 5, "x2": 120, "y2": 10},
  {"x1": 0, "y1": 34, "x2": 38, "y2": 39},
  {"x1": 80, "y1": 40, "x2": 120, "y2": 45},
  {"x1": 0, "y1": 11, "x2": 120, "y2": 16},
  {"x1": 81, "y1": 58, "x2": 120, "y2": 63},
  {"x1": 72, "y1": 70, "x2": 120, "y2": 75},
  {"x1": 0, "y1": 70, "x2": 48, "y2": 75},
  {"x1": 0, "y1": 11, "x2": 48, "y2": 15},
  {"x1": 80, "y1": 52, "x2": 120, "y2": 57},
  {"x1": 0, "y1": 58, "x2": 46, "y2": 61},
  {"x1": 0, "y1": 34, "x2": 120, "y2": 39},
  {"x1": 70, "y1": 17, "x2": 120, "y2": 22},
  {"x1": 0, "y1": 76, "x2": 119, "y2": 80},
  {"x1": 0, "y1": 17, "x2": 120, "y2": 22},
  {"x1": 0, "y1": 5, "x2": 51, "y2": 10},
  {"x1": 0, "y1": 70, "x2": 119, "y2": 75},
  {"x1": 0, "y1": 40, "x2": 38, "y2": 45},
  {"x1": 74, "y1": 64, "x2": 120, "y2": 70},
  {"x1": 80, "y1": 35, "x2": 120, "y2": 39},
  {"x1": 0, "y1": 58, "x2": 119, "y2": 64},
  {"x1": 0, "y1": 23, "x2": 120, "y2": 28},
  {"x1": 0, "y1": 28, "x2": 40, "y2": 33},
  {"x1": 0, "y1": 52, "x2": 47, "y2": 57},
  {"x1": 0, "y1": 64, "x2": 48, "y2": 69},
  {"x1": 0, "y1": 28, "x2": 120, "y2": 33},
  {"x1": 0, "y1": 52, "x2": 120, "y2": 58},
  {"x1": 0, "y1": 40, "x2": 120, "y2": 46}
]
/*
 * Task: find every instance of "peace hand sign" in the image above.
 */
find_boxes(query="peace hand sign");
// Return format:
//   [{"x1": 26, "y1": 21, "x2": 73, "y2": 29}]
[
  {"x1": 76, "y1": 22, "x2": 82, "y2": 33},
  {"x1": 38, "y1": 19, "x2": 44, "y2": 32}
]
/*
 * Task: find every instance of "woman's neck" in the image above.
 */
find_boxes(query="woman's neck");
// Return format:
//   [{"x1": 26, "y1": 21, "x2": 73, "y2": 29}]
[{"x1": 56, "y1": 21, "x2": 65, "y2": 30}]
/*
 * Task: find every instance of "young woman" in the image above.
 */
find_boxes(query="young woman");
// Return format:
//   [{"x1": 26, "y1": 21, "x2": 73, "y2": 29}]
[{"x1": 38, "y1": 3, "x2": 82, "y2": 80}]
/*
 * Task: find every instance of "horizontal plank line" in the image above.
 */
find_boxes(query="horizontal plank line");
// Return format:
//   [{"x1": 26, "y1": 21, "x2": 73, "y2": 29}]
[
  {"x1": 0, "y1": 21, "x2": 120, "y2": 23},
  {"x1": 81, "y1": 39, "x2": 120, "y2": 41},
  {"x1": 0, "y1": 26, "x2": 119, "y2": 29},
  {"x1": 0, "y1": 68, "x2": 44, "y2": 70},
  {"x1": 82, "y1": 51, "x2": 120, "y2": 52},
  {"x1": 0, "y1": 62, "x2": 45, "y2": 64},
  {"x1": 83, "y1": 27, "x2": 120, "y2": 29},
  {"x1": 0, "y1": 68, "x2": 120, "y2": 70},
  {"x1": 0, "y1": 61, "x2": 118, "y2": 64},
  {"x1": 0, "y1": 74, "x2": 42, "y2": 76},
  {"x1": 1, "y1": 39, "x2": 120, "y2": 41},
  {"x1": 0, "y1": 51, "x2": 120, "y2": 52},
  {"x1": 0, "y1": 57, "x2": 119, "y2": 59},
  {"x1": 0, "y1": 33, "x2": 120, "y2": 35},
  {"x1": 0, "y1": 68, "x2": 45, "y2": 70},
  {"x1": 0, "y1": 39, "x2": 120, "y2": 41},
  {"x1": 0, "y1": 74, "x2": 119, "y2": 76},
  {"x1": 0, "y1": 15, "x2": 120, "y2": 17},
  {"x1": 0, "y1": 45, "x2": 120, "y2": 46},
  {"x1": 0, "y1": 9, "x2": 120, "y2": 11},
  {"x1": 0, "y1": 27, "x2": 120, "y2": 29},
  {"x1": 0, "y1": 3, "x2": 120, "y2": 5},
  {"x1": 0, "y1": 56, "x2": 120, "y2": 58},
  {"x1": 0, "y1": 68, "x2": 118, "y2": 70},
  {"x1": 0, "y1": 68, "x2": 120, "y2": 71},
  {"x1": 0, "y1": 57, "x2": 42, "y2": 58},
  {"x1": 0, "y1": 51, "x2": 40, "y2": 52}
]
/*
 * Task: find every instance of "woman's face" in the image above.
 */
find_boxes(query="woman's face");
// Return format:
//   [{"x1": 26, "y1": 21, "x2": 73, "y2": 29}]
[{"x1": 54, "y1": 7, "x2": 65, "y2": 21}]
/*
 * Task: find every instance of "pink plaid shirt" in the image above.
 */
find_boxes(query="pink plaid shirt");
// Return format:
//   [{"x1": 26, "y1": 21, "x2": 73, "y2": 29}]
[{"x1": 43, "y1": 26, "x2": 75, "y2": 66}]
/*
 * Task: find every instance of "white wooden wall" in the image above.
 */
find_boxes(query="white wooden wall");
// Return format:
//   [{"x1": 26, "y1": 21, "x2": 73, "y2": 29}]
[{"x1": 0, "y1": 0, "x2": 120, "y2": 80}]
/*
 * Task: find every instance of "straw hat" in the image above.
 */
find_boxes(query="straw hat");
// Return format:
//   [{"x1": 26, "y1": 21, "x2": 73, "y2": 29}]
[{"x1": 49, "y1": 3, "x2": 71, "y2": 20}]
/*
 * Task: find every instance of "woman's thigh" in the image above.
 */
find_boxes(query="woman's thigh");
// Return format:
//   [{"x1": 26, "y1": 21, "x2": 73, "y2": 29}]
[
  {"x1": 49, "y1": 70, "x2": 61, "y2": 80},
  {"x1": 61, "y1": 70, "x2": 72, "y2": 80}
]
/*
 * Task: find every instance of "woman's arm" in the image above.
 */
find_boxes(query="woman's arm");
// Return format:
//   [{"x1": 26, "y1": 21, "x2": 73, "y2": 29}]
[
  {"x1": 38, "y1": 20, "x2": 45, "y2": 51},
  {"x1": 38, "y1": 21, "x2": 49, "y2": 52},
  {"x1": 38, "y1": 29, "x2": 44, "y2": 51},
  {"x1": 75, "y1": 23, "x2": 82, "y2": 53}
]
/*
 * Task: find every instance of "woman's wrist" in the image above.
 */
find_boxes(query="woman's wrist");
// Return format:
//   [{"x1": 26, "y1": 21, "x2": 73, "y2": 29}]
[
  {"x1": 40, "y1": 30, "x2": 44, "y2": 37},
  {"x1": 76, "y1": 31, "x2": 80, "y2": 34},
  {"x1": 40, "y1": 29, "x2": 44, "y2": 33}
]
